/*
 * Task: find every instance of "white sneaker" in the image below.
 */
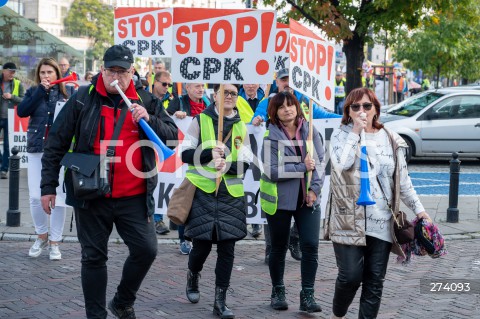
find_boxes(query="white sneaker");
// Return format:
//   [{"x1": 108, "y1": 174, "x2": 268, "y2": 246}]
[
  {"x1": 49, "y1": 244, "x2": 62, "y2": 260},
  {"x1": 29, "y1": 238, "x2": 48, "y2": 257}
]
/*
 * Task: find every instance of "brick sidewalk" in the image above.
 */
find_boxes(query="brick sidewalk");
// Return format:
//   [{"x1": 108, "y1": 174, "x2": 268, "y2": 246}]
[{"x1": 1, "y1": 240, "x2": 479, "y2": 318}]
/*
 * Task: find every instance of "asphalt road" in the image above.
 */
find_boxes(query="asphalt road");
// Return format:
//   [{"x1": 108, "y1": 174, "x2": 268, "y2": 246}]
[{"x1": 407, "y1": 158, "x2": 480, "y2": 195}]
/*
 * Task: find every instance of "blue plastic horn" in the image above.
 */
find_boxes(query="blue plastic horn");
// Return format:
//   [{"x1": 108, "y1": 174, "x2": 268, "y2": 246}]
[
  {"x1": 357, "y1": 130, "x2": 376, "y2": 206},
  {"x1": 110, "y1": 80, "x2": 175, "y2": 162}
]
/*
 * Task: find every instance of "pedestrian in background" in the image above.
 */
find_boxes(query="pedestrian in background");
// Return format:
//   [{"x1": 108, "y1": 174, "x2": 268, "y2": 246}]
[
  {"x1": 152, "y1": 70, "x2": 194, "y2": 251},
  {"x1": 181, "y1": 83, "x2": 251, "y2": 319},
  {"x1": 18, "y1": 58, "x2": 74, "y2": 260},
  {"x1": 59, "y1": 57, "x2": 73, "y2": 78},
  {"x1": 0, "y1": 62, "x2": 25, "y2": 179},
  {"x1": 325, "y1": 87, "x2": 431, "y2": 319},
  {"x1": 260, "y1": 91, "x2": 325, "y2": 313},
  {"x1": 40, "y1": 45, "x2": 178, "y2": 319},
  {"x1": 84, "y1": 71, "x2": 94, "y2": 82},
  {"x1": 334, "y1": 71, "x2": 346, "y2": 115}
]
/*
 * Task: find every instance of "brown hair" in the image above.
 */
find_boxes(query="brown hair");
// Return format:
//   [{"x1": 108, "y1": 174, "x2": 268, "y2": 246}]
[
  {"x1": 341, "y1": 87, "x2": 384, "y2": 129},
  {"x1": 34, "y1": 58, "x2": 68, "y2": 97},
  {"x1": 267, "y1": 91, "x2": 304, "y2": 126}
]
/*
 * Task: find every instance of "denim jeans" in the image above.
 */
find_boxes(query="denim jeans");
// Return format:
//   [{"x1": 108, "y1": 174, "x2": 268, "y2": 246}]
[
  {"x1": 332, "y1": 236, "x2": 392, "y2": 319},
  {"x1": 265, "y1": 205, "x2": 320, "y2": 288},
  {"x1": 74, "y1": 194, "x2": 157, "y2": 319},
  {"x1": 0, "y1": 118, "x2": 9, "y2": 172}
]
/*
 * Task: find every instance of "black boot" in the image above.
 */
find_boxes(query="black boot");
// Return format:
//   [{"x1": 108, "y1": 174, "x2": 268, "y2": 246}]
[
  {"x1": 213, "y1": 286, "x2": 234, "y2": 319},
  {"x1": 299, "y1": 288, "x2": 322, "y2": 313},
  {"x1": 186, "y1": 270, "x2": 200, "y2": 303},
  {"x1": 288, "y1": 236, "x2": 302, "y2": 261},
  {"x1": 270, "y1": 285, "x2": 288, "y2": 310}
]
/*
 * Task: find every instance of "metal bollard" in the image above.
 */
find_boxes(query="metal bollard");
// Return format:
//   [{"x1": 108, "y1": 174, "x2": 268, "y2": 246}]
[
  {"x1": 6, "y1": 147, "x2": 21, "y2": 227},
  {"x1": 446, "y1": 152, "x2": 461, "y2": 223}
]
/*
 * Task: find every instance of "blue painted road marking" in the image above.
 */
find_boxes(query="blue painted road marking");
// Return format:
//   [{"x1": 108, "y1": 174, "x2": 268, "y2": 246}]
[{"x1": 410, "y1": 172, "x2": 480, "y2": 195}]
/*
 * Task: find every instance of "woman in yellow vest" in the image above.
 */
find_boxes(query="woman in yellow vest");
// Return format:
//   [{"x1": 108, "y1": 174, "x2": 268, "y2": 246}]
[
  {"x1": 260, "y1": 91, "x2": 325, "y2": 313},
  {"x1": 181, "y1": 83, "x2": 252, "y2": 319}
]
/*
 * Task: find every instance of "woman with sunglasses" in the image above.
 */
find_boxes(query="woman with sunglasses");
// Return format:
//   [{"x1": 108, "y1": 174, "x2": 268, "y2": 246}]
[
  {"x1": 181, "y1": 83, "x2": 252, "y2": 318},
  {"x1": 325, "y1": 88, "x2": 430, "y2": 319},
  {"x1": 260, "y1": 91, "x2": 325, "y2": 313}
]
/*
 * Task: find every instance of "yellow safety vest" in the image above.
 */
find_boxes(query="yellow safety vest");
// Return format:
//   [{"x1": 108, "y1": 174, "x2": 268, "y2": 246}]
[
  {"x1": 259, "y1": 126, "x2": 312, "y2": 215},
  {"x1": 335, "y1": 79, "x2": 346, "y2": 98},
  {"x1": 259, "y1": 130, "x2": 278, "y2": 215},
  {"x1": 185, "y1": 113, "x2": 246, "y2": 197},
  {"x1": 12, "y1": 78, "x2": 20, "y2": 96},
  {"x1": 236, "y1": 96, "x2": 254, "y2": 123}
]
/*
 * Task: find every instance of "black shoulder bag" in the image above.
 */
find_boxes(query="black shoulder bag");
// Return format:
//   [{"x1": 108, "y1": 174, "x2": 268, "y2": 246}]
[{"x1": 60, "y1": 105, "x2": 128, "y2": 200}]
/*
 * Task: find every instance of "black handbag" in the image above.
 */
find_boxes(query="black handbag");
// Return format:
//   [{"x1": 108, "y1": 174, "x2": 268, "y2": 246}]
[
  {"x1": 60, "y1": 105, "x2": 128, "y2": 200},
  {"x1": 61, "y1": 153, "x2": 110, "y2": 200},
  {"x1": 377, "y1": 176, "x2": 415, "y2": 245}
]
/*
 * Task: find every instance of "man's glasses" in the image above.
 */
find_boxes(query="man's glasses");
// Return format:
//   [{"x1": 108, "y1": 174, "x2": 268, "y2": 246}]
[
  {"x1": 159, "y1": 82, "x2": 173, "y2": 88},
  {"x1": 104, "y1": 68, "x2": 130, "y2": 77},
  {"x1": 350, "y1": 102, "x2": 373, "y2": 112},
  {"x1": 219, "y1": 90, "x2": 238, "y2": 97}
]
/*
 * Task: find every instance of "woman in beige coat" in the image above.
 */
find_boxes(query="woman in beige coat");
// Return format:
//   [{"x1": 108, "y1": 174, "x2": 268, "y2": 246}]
[{"x1": 324, "y1": 88, "x2": 430, "y2": 319}]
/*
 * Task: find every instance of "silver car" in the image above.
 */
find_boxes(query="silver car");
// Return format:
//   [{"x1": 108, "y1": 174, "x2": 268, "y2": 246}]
[{"x1": 381, "y1": 89, "x2": 480, "y2": 161}]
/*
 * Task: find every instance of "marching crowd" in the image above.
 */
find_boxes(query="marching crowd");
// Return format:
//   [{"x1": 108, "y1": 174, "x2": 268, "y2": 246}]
[{"x1": 1, "y1": 44, "x2": 441, "y2": 319}]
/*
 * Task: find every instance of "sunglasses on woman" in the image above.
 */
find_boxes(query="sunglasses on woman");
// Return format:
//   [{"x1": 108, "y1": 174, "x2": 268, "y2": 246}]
[{"x1": 350, "y1": 102, "x2": 373, "y2": 112}]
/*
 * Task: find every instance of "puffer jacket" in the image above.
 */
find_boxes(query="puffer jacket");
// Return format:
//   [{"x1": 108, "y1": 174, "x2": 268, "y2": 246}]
[
  {"x1": 17, "y1": 85, "x2": 74, "y2": 153},
  {"x1": 261, "y1": 119, "x2": 325, "y2": 211},
  {"x1": 323, "y1": 125, "x2": 407, "y2": 257},
  {"x1": 40, "y1": 74, "x2": 178, "y2": 215},
  {"x1": 182, "y1": 104, "x2": 248, "y2": 241}
]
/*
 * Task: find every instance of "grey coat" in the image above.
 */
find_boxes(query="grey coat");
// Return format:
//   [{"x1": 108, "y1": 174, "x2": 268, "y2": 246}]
[{"x1": 261, "y1": 120, "x2": 325, "y2": 211}]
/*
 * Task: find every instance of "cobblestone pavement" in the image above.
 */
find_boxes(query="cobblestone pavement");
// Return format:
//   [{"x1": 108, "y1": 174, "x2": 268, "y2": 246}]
[{"x1": 1, "y1": 239, "x2": 479, "y2": 319}]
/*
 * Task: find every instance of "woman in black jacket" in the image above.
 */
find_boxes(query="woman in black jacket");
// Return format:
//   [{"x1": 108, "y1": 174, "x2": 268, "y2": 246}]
[
  {"x1": 18, "y1": 57, "x2": 74, "y2": 260},
  {"x1": 181, "y1": 83, "x2": 251, "y2": 319}
]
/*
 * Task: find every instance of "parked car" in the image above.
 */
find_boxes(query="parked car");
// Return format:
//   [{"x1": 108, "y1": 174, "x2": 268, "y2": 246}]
[{"x1": 381, "y1": 88, "x2": 480, "y2": 161}]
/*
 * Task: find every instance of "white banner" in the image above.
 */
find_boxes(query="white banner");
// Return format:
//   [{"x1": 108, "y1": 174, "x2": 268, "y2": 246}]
[
  {"x1": 171, "y1": 8, "x2": 276, "y2": 84},
  {"x1": 154, "y1": 117, "x2": 342, "y2": 223},
  {"x1": 274, "y1": 23, "x2": 290, "y2": 71},
  {"x1": 8, "y1": 107, "x2": 29, "y2": 168},
  {"x1": 114, "y1": 7, "x2": 174, "y2": 57},
  {"x1": 289, "y1": 19, "x2": 336, "y2": 111}
]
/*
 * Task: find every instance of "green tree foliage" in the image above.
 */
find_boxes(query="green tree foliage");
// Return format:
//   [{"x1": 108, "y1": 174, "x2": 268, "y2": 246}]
[
  {"x1": 64, "y1": 0, "x2": 114, "y2": 60},
  {"x1": 394, "y1": 2, "x2": 480, "y2": 84},
  {"x1": 259, "y1": 0, "x2": 470, "y2": 94}
]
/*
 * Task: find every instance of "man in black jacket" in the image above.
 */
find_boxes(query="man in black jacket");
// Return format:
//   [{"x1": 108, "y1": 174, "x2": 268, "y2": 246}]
[{"x1": 40, "y1": 45, "x2": 178, "y2": 319}]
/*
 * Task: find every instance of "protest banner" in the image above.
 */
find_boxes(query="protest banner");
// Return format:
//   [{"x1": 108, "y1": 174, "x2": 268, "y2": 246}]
[
  {"x1": 289, "y1": 19, "x2": 335, "y2": 111},
  {"x1": 274, "y1": 23, "x2": 290, "y2": 71},
  {"x1": 154, "y1": 118, "x2": 342, "y2": 222},
  {"x1": 114, "y1": 7, "x2": 173, "y2": 57},
  {"x1": 171, "y1": 8, "x2": 276, "y2": 84},
  {"x1": 8, "y1": 107, "x2": 29, "y2": 168},
  {"x1": 153, "y1": 116, "x2": 192, "y2": 215}
]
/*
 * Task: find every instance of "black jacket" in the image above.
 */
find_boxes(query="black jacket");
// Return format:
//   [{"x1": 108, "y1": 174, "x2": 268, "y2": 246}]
[
  {"x1": 40, "y1": 74, "x2": 178, "y2": 215},
  {"x1": 182, "y1": 104, "x2": 248, "y2": 241},
  {"x1": 18, "y1": 85, "x2": 74, "y2": 153}
]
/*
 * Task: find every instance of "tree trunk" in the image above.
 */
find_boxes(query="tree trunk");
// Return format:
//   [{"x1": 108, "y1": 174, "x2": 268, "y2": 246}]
[{"x1": 343, "y1": 31, "x2": 365, "y2": 95}]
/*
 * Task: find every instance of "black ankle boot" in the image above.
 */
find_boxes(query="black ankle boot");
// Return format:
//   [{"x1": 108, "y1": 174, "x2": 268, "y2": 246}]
[
  {"x1": 270, "y1": 285, "x2": 288, "y2": 310},
  {"x1": 186, "y1": 270, "x2": 200, "y2": 303},
  {"x1": 213, "y1": 286, "x2": 234, "y2": 319},
  {"x1": 299, "y1": 288, "x2": 322, "y2": 313}
]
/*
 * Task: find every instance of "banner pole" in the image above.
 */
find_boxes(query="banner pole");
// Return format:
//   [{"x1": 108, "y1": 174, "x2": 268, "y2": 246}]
[
  {"x1": 306, "y1": 99, "x2": 313, "y2": 191},
  {"x1": 148, "y1": 58, "x2": 153, "y2": 92},
  {"x1": 215, "y1": 85, "x2": 225, "y2": 196}
]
